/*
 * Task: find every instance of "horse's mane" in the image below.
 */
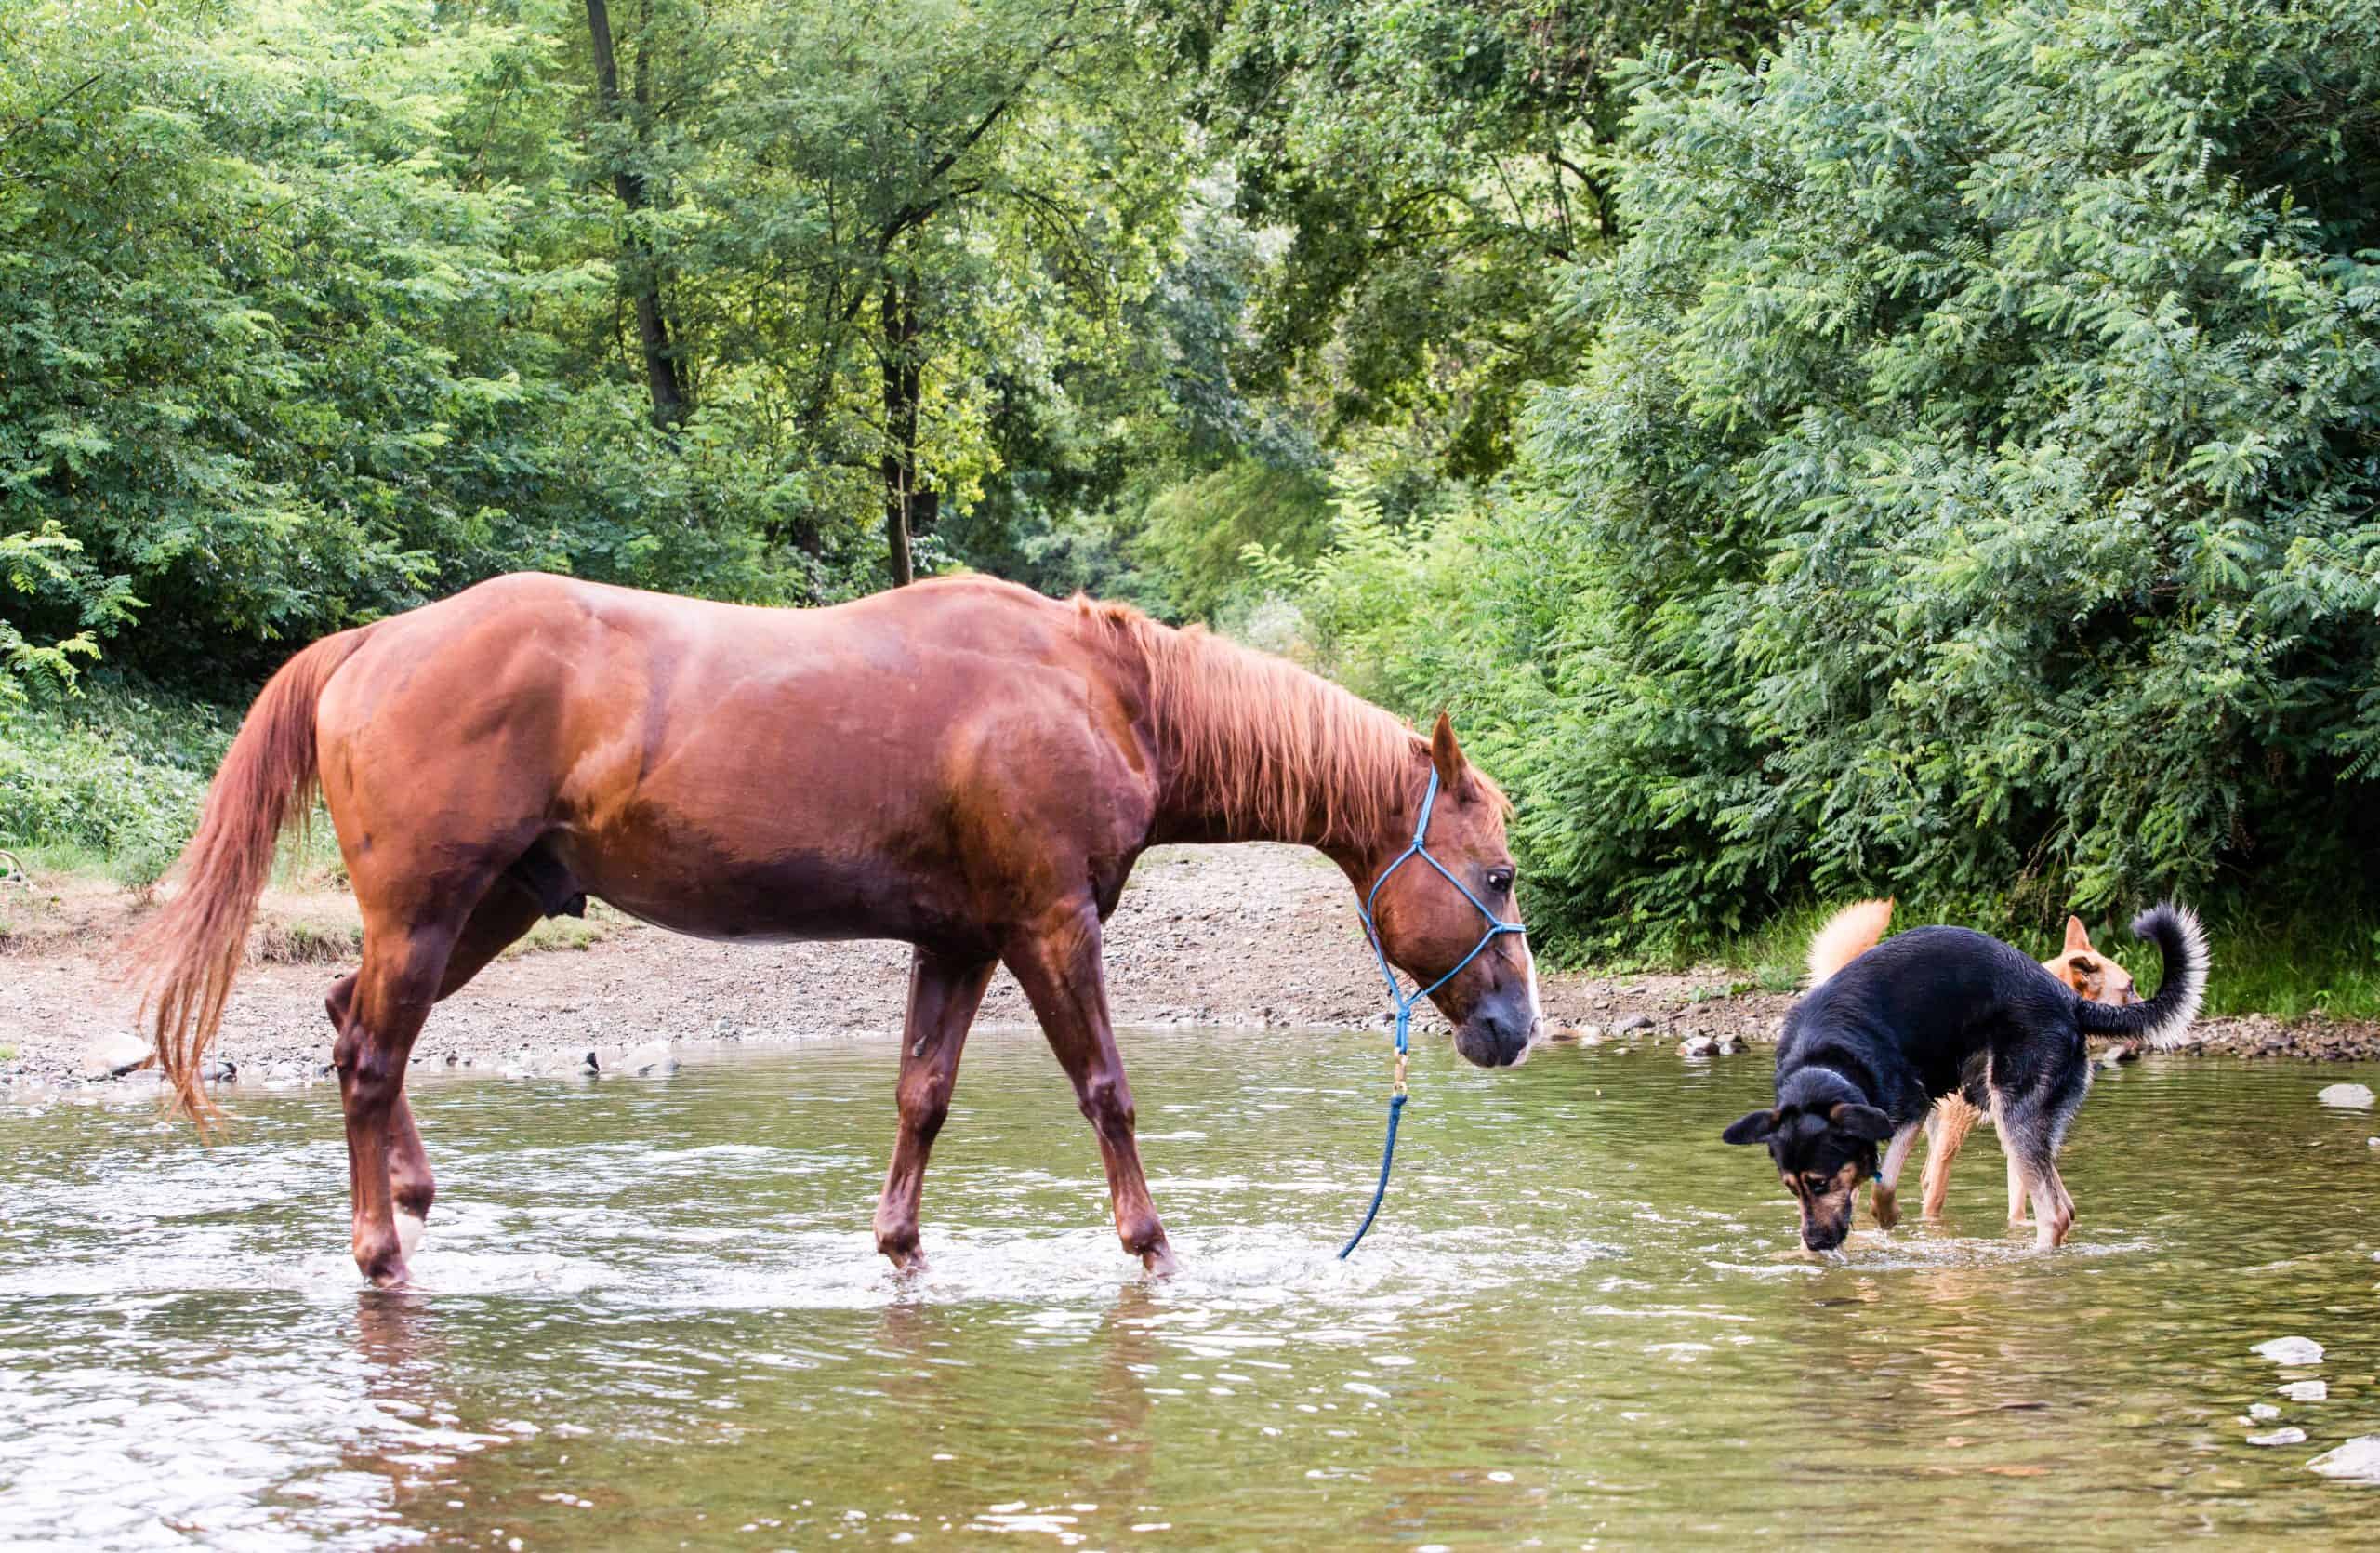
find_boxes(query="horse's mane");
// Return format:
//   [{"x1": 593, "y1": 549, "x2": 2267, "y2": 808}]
[{"x1": 1075, "y1": 597, "x2": 1432, "y2": 847}]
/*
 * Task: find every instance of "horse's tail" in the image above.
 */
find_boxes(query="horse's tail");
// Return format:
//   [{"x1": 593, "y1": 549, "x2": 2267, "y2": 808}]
[
  {"x1": 1805, "y1": 898, "x2": 1893, "y2": 988},
  {"x1": 135, "y1": 627, "x2": 375, "y2": 1125},
  {"x1": 2072, "y1": 902, "x2": 2209, "y2": 1050}
]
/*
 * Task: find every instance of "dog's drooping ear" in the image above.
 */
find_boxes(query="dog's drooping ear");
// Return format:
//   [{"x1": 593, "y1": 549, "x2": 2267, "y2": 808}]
[
  {"x1": 2064, "y1": 915, "x2": 2094, "y2": 955},
  {"x1": 2069, "y1": 954, "x2": 2099, "y2": 975},
  {"x1": 1828, "y1": 1103, "x2": 1895, "y2": 1142},
  {"x1": 1722, "y1": 1108, "x2": 1781, "y2": 1146}
]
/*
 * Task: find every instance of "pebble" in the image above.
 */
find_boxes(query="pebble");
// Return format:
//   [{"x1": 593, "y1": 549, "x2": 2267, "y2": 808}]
[
  {"x1": 2254, "y1": 1337, "x2": 2325, "y2": 1366},
  {"x1": 2317, "y1": 1083, "x2": 2374, "y2": 1110},
  {"x1": 2247, "y1": 1427, "x2": 2307, "y2": 1447},
  {"x1": 1676, "y1": 1035, "x2": 1719, "y2": 1058},
  {"x1": 2307, "y1": 1437, "x2": 2380, "y2": 1484},
  {"x1": 2280, "y1": 1379, "x2": 2328, "y2": 1402},
  {"x1": 2248, "y1": 1403, "x2": 2281, "y2": 1421},
  {"x1": 1614, "y1": 1013, "x2": 1657, "y2": 1035}
]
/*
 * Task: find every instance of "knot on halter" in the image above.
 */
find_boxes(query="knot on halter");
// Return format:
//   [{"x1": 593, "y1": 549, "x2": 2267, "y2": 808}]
[{"x1": 1338, "y1": 767, "x2": 1527, "y2": 1259}]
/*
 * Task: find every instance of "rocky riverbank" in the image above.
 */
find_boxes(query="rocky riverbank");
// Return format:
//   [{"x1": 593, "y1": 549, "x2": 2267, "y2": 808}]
[{"x1": 5, "y1": 843, "x2": 2376, "y2": 1099}]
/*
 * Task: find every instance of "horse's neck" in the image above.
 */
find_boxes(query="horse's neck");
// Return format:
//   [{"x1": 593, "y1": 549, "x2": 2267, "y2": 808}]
[{"x1": 1138, "y1": 666, "x2": 1420, "y2": 863}]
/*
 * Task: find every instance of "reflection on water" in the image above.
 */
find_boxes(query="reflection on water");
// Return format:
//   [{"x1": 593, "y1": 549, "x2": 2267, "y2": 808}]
[{"x1": 1, "y1": 1033, "x2": 2376, "y2": 1547}]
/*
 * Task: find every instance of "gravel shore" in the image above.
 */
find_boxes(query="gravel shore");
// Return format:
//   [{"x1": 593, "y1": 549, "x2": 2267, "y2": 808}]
[{"x1": 3, "y1": 843, "x2": 2373, "y2": 1095}]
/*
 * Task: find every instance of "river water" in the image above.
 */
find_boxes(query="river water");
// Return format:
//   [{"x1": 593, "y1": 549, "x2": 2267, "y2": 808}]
[{"x1": 1, "y1": 1031, "x2": 2375, "y2": 1548}]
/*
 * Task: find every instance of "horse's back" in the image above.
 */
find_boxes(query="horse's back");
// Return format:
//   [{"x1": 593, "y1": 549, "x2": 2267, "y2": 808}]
[{"x1": 311, "y1": 572, "x2": 1155, "y2": 943}]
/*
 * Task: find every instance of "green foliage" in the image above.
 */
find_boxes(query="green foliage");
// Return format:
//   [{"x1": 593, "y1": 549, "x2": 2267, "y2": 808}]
[
  {"x1": 1269, "y1": 0, "x2": 2380, "y2": 956},
  {"x1": 1139, "y1": 459, "x2": 1332, "y2": 619},
  {"x1": 0, "y1": 525, "x2": 138, "y2": 705},
  {"x1": 0, "y1": 679, "x2": 229, "y2": 885}
]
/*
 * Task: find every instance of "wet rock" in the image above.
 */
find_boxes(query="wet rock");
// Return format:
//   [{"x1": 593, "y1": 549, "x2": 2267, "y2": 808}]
[
  {"x1": 2280, "y1": 1379, "x2": 2328, "y2": 1402},
  {"x1": 198, "y1": 1057, "x2": 236, "y2": 1084},
  {"x1": 1614, "y1": 1013, "x2": 1657, "y2": 1035},
  {"x1": 618, "y1": 1041, "x2": 680, "y2": 1077},
  {"x1": 80, "y1": 1032, "x2": 151, "y2": 1081},
  {"x1": 2316, "y1": 1083, "x2": 2373, "y2": 1109},
  {"x1": 2247, "y1": 1427, "x2": 2307, "y2": 1447},
  {"x1": 2248, "y1": 1403, "x2": 2281, "y2": 1421},
  {"x1": 1715, "y1": 1035, "x2": 1746, "y2": 1055},
  {"x1": 2307, "y1": 1437, "x2": 2380, "y2": 1484},
  {"x1": 1676, "y1": 1034, "x2": 1720, "y2": 1058},
  {"x1": 2254, "y1": 1337, "x2": 2325, "y2": 1366}
]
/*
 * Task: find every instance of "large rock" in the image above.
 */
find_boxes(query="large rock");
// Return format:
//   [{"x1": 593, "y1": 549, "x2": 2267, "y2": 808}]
[
  {"x1": 2248, "y1": 1427, "x2": 2307, "y2": 1447},
  {"x1": 80, "y1": 1032, "x2": 152, "y2": 1081},
  {"x1": 2316, "y1": 1083, "x2": 2374, "y2": 1110},
  {"x1": 2307, "y1": 1436, "x2": 2380, "y2": 1484},
  {"x1": 2254, "y1": 1337, "x2": 2325, "y2": 1366}
]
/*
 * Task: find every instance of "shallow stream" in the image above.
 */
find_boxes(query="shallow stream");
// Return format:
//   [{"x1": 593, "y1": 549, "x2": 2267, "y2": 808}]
[{"x1": 2, "y1": 1033, "x2": 2376, "y2": 1547}]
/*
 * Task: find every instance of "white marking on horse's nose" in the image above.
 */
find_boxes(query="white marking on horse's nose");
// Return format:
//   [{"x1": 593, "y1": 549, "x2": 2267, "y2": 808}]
[{"x1": 394, "y1": 1209, "x2": 426, "y2": 1258}]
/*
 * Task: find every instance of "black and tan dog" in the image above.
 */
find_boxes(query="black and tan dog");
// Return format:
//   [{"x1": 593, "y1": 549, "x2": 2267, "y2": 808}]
[
  {"x1": 1723, "y1": 902, "x2": 2207, "y2": 1251},
  {"x1": 1807, "y1": 904, "x2": 2149, "y2": 1222}
]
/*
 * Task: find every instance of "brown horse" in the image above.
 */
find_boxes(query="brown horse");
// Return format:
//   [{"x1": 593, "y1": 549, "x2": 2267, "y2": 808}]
[{"x1": 136, "y1": 572, "x2": 1540, "y2": 1286}]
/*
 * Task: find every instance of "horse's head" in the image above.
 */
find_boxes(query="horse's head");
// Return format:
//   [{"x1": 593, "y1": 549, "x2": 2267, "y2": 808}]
[{"x1": 1358, "y1": 714, "x2": 1541, "y2": 1068}]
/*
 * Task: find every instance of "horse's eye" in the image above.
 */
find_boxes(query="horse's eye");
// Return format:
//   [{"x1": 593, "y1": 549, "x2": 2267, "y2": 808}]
[{"x1": 1486, "y1": 868, "x2": 1515, "y2": 896}]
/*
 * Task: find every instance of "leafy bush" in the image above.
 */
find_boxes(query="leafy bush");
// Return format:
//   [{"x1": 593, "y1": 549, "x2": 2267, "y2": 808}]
[
  {"x1": 1276, "y1": 0, "x2": 2380, "y2": 954},
  {"x1": 0, "y1": 681, "x2": 229, "y2": 885}
]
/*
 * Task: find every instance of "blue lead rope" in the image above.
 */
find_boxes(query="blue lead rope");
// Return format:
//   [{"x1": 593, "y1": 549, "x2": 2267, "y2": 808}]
[{"x1": 1338, "y1": 768, "x2": 1527, "y2": 1258}]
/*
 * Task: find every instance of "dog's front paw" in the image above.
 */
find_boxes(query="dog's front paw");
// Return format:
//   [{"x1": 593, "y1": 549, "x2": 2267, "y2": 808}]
[{"x1": 1871, "y1": 1186, "x2": 1900, "y2": 1230}]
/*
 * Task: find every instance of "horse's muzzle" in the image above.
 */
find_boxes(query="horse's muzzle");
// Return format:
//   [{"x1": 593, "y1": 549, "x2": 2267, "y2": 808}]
[{"x1": 1454, "y1": 989, "x2": 1539, "y2": 1069}]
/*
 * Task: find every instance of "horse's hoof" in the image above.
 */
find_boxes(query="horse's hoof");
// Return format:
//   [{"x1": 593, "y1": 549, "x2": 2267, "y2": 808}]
[{"x1": 1140, "y1": 1242, "x2": 1179, "y2": 1277}]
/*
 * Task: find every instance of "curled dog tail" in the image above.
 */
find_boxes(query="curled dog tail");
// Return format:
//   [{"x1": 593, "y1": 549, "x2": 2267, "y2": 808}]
[
  {"x1": 132, "y1": 627, "x2": 374, "y2": 1125},
  {"x1": 2072, "y1": 902, "x2": 2209, "y2": 1049},
  {"x1": 1805, "y1": 898, "x2": 1894, "y2": 987}
]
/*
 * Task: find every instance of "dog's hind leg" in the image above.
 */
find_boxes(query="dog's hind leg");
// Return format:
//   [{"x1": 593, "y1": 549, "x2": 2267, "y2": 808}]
[
  {"x1": 1871, "y1": 1121, "x2": 1924, "y2": 1229},
  {"x1": 1920, "y1": 1095, "x2": 1982, "y2": 1220},
  {"x1": 1993, "y1": 1066, "x2": 2089, "y2": 1249}
]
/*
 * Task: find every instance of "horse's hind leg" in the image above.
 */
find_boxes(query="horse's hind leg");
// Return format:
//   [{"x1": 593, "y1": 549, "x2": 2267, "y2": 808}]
[
  {"x1": 1004, "y1": 904, "x2": 1175, "y2": 1274},
  {"x1": 327, "y1": 887, "x2": 536, "y2": 1284},
  {"x1": 873, "y1": 948, "x2": 997, "y2": 1273}
]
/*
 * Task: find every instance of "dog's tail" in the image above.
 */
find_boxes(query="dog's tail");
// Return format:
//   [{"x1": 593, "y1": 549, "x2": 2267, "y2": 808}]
[
  {"x1": 2071, "y1": 902, "x2": 2209, "y2": 1049},
  {"x1": 1805, "y1": 898, "x2": 1894, "y2": 987}
]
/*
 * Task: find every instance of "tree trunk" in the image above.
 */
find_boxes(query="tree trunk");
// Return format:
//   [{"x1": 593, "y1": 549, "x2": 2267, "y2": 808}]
[
  {"x1": 879, "y1": 271, "x2": 931, "y2": 587},
  {"x1": 584, "y1": 0, "x2": 688, "y2": 428}
]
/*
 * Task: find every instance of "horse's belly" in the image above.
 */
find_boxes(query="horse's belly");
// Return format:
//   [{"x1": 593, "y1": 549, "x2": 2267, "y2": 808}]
[{"x1": 556, "y1": 836, "x2": 967, "y2": 948}]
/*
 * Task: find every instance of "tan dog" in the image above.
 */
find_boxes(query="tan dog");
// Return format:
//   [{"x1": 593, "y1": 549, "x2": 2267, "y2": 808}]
[{"x1": 1805, "y1": 903, "x2": 2141, "y2": 1226}]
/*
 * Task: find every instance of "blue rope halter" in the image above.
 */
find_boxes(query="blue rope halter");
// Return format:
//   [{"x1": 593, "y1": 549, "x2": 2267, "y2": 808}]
[{"x1": 1338, "y1": 767, "x2": 1527, "y2": 1258}]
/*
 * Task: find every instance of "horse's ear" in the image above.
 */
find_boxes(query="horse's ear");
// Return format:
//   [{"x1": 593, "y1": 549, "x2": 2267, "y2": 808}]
[
  {"x1": 2064, "y1": 915, "x2": 2094, "y2": 954},
  {"x1": 1429, "y1": 711, "x2": 1478, "y2": 801}
]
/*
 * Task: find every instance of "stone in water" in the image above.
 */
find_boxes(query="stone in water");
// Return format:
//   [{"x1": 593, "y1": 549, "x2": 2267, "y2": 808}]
[
  {"x1": 2248, "y1": 1427, "x2": 2307, "y2": 1447},
  {"x1": 2280, "y1": 1379, "x2": 2328, "y2": 1402},
  {"x1": 2307, "y1": 1437, "x2": 2380, "y2": 1485},
  {"x1": 2254, "y1": 1337, "x2": 2324, "y2": 1365},
  {"x1": 2317, "y1": 1083, "x2": 2374, "y2": 1110}
]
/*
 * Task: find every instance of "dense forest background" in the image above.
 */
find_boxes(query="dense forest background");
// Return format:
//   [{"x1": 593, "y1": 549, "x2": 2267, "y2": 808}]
[{"x1": 6, "y1": 0, "x2": 2380, "y2": 985}]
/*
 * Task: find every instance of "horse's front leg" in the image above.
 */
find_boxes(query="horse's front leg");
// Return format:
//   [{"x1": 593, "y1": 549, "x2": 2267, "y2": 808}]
[
  {"x1": 1005, "y1": 904, "x2": 1175, "y2": 1274},
  {"x1": 874, "y1": 948, "x2": 997, "y2": 1274}
]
